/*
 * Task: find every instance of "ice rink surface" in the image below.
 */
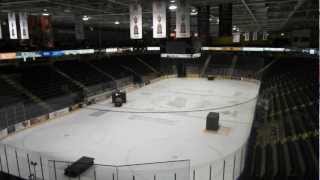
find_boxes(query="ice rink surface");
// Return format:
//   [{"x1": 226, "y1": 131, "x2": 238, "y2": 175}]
[{"x1": 1, "y1": 78, "x2": 259, "y2": 169}]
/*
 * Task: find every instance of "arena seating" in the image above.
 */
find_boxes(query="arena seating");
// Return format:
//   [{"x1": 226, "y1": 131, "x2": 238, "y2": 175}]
[
  {"x1": 0, "y1": 56, "x2": 161, "y2": 132},
  {"x1": 111, "y1": 55, "x2": 160, "y2": 83},
  {"x1": 54, "y1": 60, "x2": 113, "y2": 87},
  {"x1": 91, "y1": 59, "x2": 131, "y2": 79},
  {"x1": 242, "y1": 58, "x2": 318, "y2": 179},
  {"x1": 0, "y1": 78, "x2": 28, "y2": 108},
  {"x1": 204, "y1": 54, "x2": 265, "y2": 79},
  {"x1": 15, "y1": 65, "x2": 82, "y2": 111},
  {"x1": 0, "y1": 75, "x2": 48, "y2": 124}
]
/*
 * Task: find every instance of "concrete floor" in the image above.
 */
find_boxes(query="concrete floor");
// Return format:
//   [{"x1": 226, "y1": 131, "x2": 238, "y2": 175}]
[{"x1": 1, "y1": 78, "x2": 260, "y2": 180}]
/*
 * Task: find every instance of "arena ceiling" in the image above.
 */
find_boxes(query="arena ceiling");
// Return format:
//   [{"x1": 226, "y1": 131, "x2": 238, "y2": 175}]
[{"x1": 0, "y1": 0, "x2": 318, "y2": 33}]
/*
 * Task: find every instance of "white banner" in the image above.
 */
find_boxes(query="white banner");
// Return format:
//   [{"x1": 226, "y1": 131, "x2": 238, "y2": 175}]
[
  {"x1": 263, "y1": 31, "x2": 268, "y2": 40},
  {"x1": 232, "y1": 32, "x2": 240, "y2": 43},
  {"x1": 19, "y1": 12, "x2": 29, "y2": 39},
  {"x1": 130, "y1": 4, "x2": 142, "y2": 39},
  {"x1": 8, "y1": 12, "x2": 18, "y2": 39},
  {"x1": 252, "y1": 31, "x2": 257, "y2": 41},
  {"x1": 176, "y1": 0, "x2": 190, "y2": 38},
  {"x1": 153, "y1": 1, "x2": 166, "y2": 38},
  {"x1": 0, "y1": 21, "x2": 2, "y2": 39},
  {"x1": 244, "y1": 32, "x2": 250, "y2": 41},
  {"x1": 75, "y1": 16, "x2": 85, "y2": 40}
]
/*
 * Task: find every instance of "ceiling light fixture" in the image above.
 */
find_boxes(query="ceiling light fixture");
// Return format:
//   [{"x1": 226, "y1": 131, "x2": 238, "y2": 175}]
[
  {"x1": 42, "y1": 13, "x2": 50, "y2": 16},
  {"x1": 169, "y1": 4, "x2": 177, "y2": 10},
  {"x1": 232, "y1": 26, "x2": 237, "y2": 31},
  {"x1": 114, "y1": 21, "x2": 120, "y2": 25},
  {"x1": 190, "y1": 9, "x2": 198, "y2": 16},
  {"x1": 82, "y1": 15, "x2": 89, "y2": 21}
]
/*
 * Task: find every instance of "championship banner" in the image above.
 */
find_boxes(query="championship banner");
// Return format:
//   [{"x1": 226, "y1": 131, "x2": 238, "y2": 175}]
[
  {"x1": 252, "y1": 31, "x2": 257, "y2": 41},
  {"x1": 152, "y1": 1, "x2": 166, "y2": 38},
  {"x1": 75, "y1": 16, "x2": 85, "y2": 40},
  {"x1": 8, "y1": 12, "x2": 18, "y2": 39},
  {"x1": 19, "y1": 12, "x2": 29, "y2": 39},
  {"x1": 129, "y1": 4, "x2": 142, "y2": 39},
  {"x1": 40, "y1": 16, "x2": 54, "y2": 48},
  {"x1": 0, "y1": 21, "x2": 2, "y2": 39},
  {"x1": 176, "y1": 0, "x2": 190, "y2": 38},
  {"x1": 232, "y1": 32, "x2": 240, "y2": 43},
  {"x1": 244, "y1": 32, "x2": 250, "y2": 41}
]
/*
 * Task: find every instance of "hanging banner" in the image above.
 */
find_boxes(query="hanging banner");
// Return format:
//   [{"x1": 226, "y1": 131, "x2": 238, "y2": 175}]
[
  {"x1": 176, "y1": 0, "x2": 190, "y2": 38},
  {"x1": 152, "y1": 1, "x2": 166, "y2": 38},
  {"x1": 8, "y1": 12, "x2": 18, "y2": 39},
  {"x1": 75, "y1": 16, "x2": 85, "y2": 40},
  {"x1": 0, "y1": 21, "x2": 2, "y2": 39},
  {"x1": 130, "y1": 4, "x2": 142, "y2": 39},
  {"x1": 252, "y1": 31, "x2": 257, "y2": 41},
  {"x1": 244, "y1": 32, "x2": 250, "y2": 41},
  {"x1": 19, "y1": 12, "x2": 29, "y2": 39},
  {"x1": 40, "y1": 16, "x2": 54, "y2": 48},
  {"x1": 232, "y1": 32, "x2": 240, "y2": 43},
  {"x1": 263, "y1": 31, "x2": 268, "y2": 40}
]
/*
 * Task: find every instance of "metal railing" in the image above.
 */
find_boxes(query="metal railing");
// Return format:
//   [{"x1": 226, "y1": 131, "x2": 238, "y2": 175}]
[{"x1": 0, "y1": 141, "x2": 248, "y2": 180}]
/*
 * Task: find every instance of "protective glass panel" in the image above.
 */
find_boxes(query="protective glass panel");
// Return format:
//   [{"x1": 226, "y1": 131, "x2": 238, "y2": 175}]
[
  {"x1": 0, "y1": 144, "x2": 9, "y2": 173},
  {"x1": 16, "y1": 147, "x2": 31, "y2": 179},
  {"x1": 5, "y1": 145, "x2": 20, "y2": 177},
  {"x1": 48, "y1": 160, "x2": 96, "y2": 180},
  {"x1": 117, "y1": 160, "x2": 190, "y2": 180},
  {"x1": 210, "y1": 158, "x2": 224, "y2": 180},
  {"x1": 223, "y1": 154, "x2": 235, "y2": 180},
  {"x1": 94, "y1": 164, "x2": 117, "y2": 180}
]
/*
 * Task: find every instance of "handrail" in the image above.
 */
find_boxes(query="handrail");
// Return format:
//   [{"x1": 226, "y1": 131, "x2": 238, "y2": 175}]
[{"x1": 48, "y1": 159, "x2": 190, "y2": 167}]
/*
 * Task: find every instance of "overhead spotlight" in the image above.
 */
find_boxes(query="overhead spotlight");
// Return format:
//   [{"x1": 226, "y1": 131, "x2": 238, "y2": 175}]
[
  {"x1": 170, "y1": 0, "x2": 175, "y2": 2},
  {"x1": 281, "y1": 33, "x2": 285, "y2": 36},
  {"x1": 42, "y1": 13, "x2": 50, "y2": 16},
  {"x1": 82, "y1": 15, "x2": 89, "y2": 21},
  {"x1": 43, "y1": 8, "x2": 47, "y2": 12},
  {"x1": 114, "y1": 21, "x2": 120, "y2": 25},
  {"x1": 169, "y1": 4, "x2": 177, "y2": 10},
  {"x1": 232, "y1": 26, "x2": 237, "y2": 31},
  {"x1": 190, "y1": 9, "x2": 198, "y2": 16}
]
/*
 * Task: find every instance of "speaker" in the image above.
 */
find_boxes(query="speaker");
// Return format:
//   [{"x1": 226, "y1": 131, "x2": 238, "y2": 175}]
[
  {"x1": 206, "y1": 112, "x2": 219, "y2": 131},
  {"x1": 112, "y1": 90, "x2": 126, "y2": 104},
  {"x1": 207, "y1": 75, "x2": 215, "y2": 80}
]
